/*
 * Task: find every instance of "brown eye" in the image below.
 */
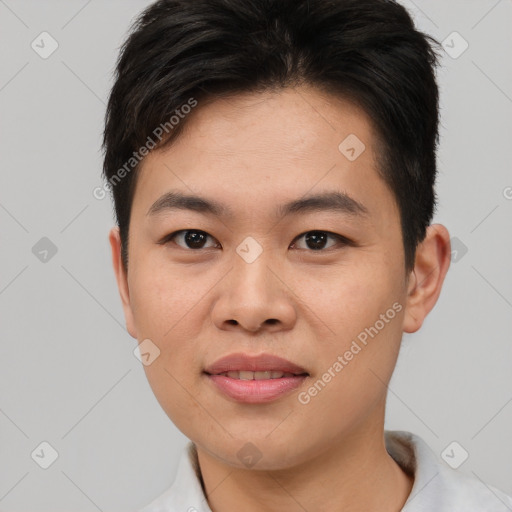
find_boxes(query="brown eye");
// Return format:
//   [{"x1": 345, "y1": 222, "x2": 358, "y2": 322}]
[
  {"x1": 292, "y1": 231, "x2": 348, "y2": 251},
  {"x1": 163, "y1": 230, "x2": 219, "y2": 250},
  {"x1": 160, "y1": 229, "x2": 350, "y2": 252}
]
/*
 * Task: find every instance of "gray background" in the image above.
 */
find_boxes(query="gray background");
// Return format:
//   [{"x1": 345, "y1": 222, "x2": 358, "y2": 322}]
[{"x1": 1, "y1": 0, "x2": 511, "y2": 510}]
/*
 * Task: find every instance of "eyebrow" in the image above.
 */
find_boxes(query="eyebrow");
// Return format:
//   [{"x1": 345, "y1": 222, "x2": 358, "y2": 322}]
[{"x1": 146, "y1": 190, "x2": 369, "y2": 219}]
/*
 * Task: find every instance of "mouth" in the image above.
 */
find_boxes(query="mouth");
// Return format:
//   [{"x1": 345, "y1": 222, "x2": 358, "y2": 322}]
[
  {"x1": 203, "y1": 351, "x2": 309, "y2": 376},
  {"x1": 204, "y1": 372, "x2": 309, "y2": 404},
  {"x1": 203, "y1": 352, "x2": 309, "y2": 403},
  {"x1": 204, "y1": 370, "x2": 308, "y2": 380}
]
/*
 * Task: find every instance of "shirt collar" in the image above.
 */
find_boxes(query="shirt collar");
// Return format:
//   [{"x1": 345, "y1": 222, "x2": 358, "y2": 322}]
[{"x1": 139, "y1": 430, "x2": 512, "y2": 511}]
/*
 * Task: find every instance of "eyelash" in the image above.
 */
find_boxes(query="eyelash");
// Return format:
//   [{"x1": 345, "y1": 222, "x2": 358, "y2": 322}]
[{"x1": 158, "y1": 229, "x2": 352, "y2": 252}]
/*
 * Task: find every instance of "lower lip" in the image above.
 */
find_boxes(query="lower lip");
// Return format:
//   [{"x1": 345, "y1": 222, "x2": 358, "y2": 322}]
[{"x1": 205, "y1": 373, "x2": 308, "y2": 403}]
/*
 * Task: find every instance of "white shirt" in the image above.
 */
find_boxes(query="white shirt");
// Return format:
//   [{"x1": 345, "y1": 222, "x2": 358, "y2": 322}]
[{"x1": 139, "y1": 430, "x2": 512, "y2": 511}]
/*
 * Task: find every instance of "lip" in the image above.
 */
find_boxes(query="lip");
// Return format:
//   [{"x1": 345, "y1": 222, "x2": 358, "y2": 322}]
[
  {"x1": 203, "y1": 352, "x2": 309, "y2": 404},
  {"x1": 204, "y1": 352, "x2": 308, "y2": 375},
  {"x1": 206, "y1": 374, "x2": 308, "y2": 403}
]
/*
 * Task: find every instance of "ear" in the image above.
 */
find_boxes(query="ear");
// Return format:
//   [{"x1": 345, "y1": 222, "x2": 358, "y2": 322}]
[
  {"x1": 109, "y1": 226, "x2": 138, "y2": 339},
  {"x1": 403, "y1": 224, "x2": 451, "y2": 333}
]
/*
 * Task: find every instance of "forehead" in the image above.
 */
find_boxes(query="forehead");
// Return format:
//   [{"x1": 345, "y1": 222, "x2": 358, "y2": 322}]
[{"x1": 133, "y1": 86, "x2": 397, "y2": 226}]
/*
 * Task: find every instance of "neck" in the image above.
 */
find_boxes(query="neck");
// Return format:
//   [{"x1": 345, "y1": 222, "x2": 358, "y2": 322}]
[{"x1": 195, "y1": 417, "x2": 414, "y2": 512}]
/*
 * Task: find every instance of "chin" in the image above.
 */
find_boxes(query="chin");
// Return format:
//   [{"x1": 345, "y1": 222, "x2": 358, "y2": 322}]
[{"x1": 197, "y1": 433, "x2": 315, "y2": 471}]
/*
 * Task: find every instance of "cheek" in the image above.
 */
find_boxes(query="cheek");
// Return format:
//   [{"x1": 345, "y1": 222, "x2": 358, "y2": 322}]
[
  {"x1": 300, "y1": 261, "x2": 405, "y2": 391},
  {"x1": 129, "y1": 267, "x2": 211, "y2": 395},
  {"x1": 141, "y1": 358, "x2": 202, "y2": 439},
  {"x1": 131, "y1": 268, "x2": 206, "y2": 430},
  {"x1": 296, "y1": 262, "x2": 393, "y2": 342},
  {"x1": 129, "y1": 264, "x2": 202, "y2": 338}
]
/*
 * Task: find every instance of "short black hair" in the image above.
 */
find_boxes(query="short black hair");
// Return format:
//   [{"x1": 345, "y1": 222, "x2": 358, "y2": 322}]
[{"x1": 102, "y1": 0, "x2": 441, "y2": 273}]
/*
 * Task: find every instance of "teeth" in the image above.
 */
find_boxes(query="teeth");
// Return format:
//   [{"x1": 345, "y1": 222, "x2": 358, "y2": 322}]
[{"x1": 219, "y1": 371, "x2": 296, "y2": 380}]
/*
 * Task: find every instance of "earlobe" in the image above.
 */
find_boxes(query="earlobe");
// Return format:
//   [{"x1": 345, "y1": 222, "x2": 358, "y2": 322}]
[
  {"x1": 108, "y1": 226, "x2": 138, "y2": 339},
  {"x1": 402, "y1": 224, "x2": 451, "y2": 333}
]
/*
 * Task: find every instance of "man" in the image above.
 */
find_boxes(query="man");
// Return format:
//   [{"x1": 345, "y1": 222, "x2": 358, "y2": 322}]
[{"x1": 102, "y1": 0, "x2": 512, "y2": 510}]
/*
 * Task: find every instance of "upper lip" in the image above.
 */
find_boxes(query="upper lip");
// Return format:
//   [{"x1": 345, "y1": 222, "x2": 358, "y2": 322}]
[{"x1": 204, "y1": 353, "x2": 309, "y2": 375}]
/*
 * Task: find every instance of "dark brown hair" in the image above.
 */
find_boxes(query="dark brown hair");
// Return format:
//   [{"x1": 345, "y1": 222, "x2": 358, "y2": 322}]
[{"x1": 102, "y1": 0, "x2": 441, "y2": 273}]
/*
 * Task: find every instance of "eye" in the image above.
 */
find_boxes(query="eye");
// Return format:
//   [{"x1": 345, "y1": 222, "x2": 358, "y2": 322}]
[
  {"x1": 160, "y1": 229, "x2": 219, "y2": 250},
  {"x1": 290, "y1": 230, "x2": 350, "y2": 251},
  {"x1": 159, "y1": 229, "x2": 351, "y2": 252}
]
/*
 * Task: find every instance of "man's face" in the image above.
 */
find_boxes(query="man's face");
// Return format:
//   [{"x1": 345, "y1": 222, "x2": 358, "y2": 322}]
[{"x1": 113, "y1": 86, "x2": 414, "y2": 469}]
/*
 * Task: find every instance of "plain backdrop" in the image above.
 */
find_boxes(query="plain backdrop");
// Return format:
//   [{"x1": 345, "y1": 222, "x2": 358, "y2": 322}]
[{"x1": 1, "y1": 0, "x2": 511, "y2": 510}]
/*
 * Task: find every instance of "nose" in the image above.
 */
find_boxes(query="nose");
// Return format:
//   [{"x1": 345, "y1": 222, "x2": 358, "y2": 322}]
[{"x1": 210, "y1": 250, "x2": 297, "y2": 334}]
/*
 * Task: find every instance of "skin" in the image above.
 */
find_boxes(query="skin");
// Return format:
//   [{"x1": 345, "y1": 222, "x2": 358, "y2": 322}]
[{"x1": 109, "y1": 85, "x2": 451, "y2": 511}]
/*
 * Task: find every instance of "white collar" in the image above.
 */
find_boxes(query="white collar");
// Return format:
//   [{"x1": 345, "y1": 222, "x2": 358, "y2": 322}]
[{"x1": 139, "y1": 430, "x2": 512, "y2": 511}]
